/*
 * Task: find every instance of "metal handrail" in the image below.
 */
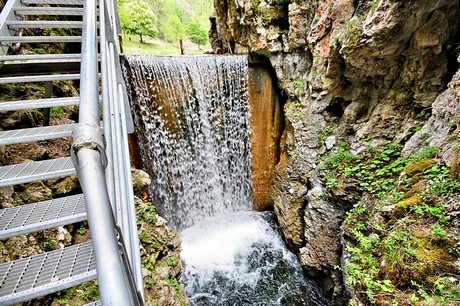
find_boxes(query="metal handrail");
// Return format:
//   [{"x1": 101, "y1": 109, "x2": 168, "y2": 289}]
[
  {"x1": 100, "y1": 0, "x2": 144, "y2": 299},
  {"x1": 72, "y1": 0, "x2": 143, "y2": 304}
]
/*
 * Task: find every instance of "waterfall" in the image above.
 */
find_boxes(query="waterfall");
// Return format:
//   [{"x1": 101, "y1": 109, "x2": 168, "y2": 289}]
[
  {"x1": 123, "y1": 55, "x2": 329, "y2": 306},
  {"x1": 123, "y1": 55, "x2": 252, "y2": 231}
]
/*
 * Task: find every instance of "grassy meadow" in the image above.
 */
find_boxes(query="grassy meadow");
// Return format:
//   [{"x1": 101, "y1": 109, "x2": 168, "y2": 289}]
[{"x1": 121, "y1": 34, "x2": 211, "y2": 55}]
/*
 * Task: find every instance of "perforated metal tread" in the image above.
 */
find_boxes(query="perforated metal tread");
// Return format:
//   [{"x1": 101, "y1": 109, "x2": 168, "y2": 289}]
[
  {"x1": 0, "y1": 194, "x2": 86, "y2": 240},
  {"x1": 0, "y1": 53, "x2": 82, "y2": 62},
  {"x1": 0, "y1": 74, "x2": 81, "y2": 84},
  {"x1": 0, "y1": 242, "x2": 96, "y2": 305},
  {"x1": 0, "y1": 97, "x2": 79, "y2": 112},
  {"x1": 12, "y1": 6, "x2": 85, "y2": 16},
  {"x1": 21, "y1": 0, "x2": 84, "y2": 5},
  {"x1": 0, "y1": 36, "x2": 83, "y2": 43},
  {"x1": 0, "y1": 124, "x2": 76, "y2": 146},
  {"x1": 7, "y1": 21, "x2": 84, "y2": 29},
  {"x1": 0, "y1": 157, "x2": 76, "y2": 187}
]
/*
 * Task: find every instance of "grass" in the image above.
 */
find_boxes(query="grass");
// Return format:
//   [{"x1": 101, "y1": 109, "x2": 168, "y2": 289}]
[{"x1": 121, "y1": 34, "x2": 212, "y2": 55}]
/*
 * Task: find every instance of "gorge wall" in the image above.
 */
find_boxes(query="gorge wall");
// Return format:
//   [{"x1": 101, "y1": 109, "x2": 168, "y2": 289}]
[{"x1": 212, "y1": 0, "x2": 460, "y2": 304}]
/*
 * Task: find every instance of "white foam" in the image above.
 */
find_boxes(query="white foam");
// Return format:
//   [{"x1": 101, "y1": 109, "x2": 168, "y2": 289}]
[{"x1": 181, "y1": 212, "x2": 290, "y2": 288}]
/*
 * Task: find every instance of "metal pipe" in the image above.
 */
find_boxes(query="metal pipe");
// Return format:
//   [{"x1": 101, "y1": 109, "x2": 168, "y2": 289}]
[
  {"x1": 118, "y1": 82, "x2": 144, "y2": 295},
  {"x1": 79, "y1": 0, "x2": 99, "y2": 127},
  {"x1": 76, "y1": 148, "x2": 134, "y2": 305},
  {"x1": 100, "y1": 3, "x2": 116, "y2": 210}
]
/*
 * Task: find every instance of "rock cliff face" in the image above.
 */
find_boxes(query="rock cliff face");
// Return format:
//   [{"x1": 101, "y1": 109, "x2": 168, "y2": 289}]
[{"x1": 213, "y1": 0, "x2": 460, "y2": 304}]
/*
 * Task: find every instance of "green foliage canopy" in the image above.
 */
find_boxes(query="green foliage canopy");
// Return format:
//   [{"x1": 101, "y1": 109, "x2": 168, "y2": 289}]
[
  {"x1": 162, "y1": 15, "x2": 185, "y2": 43},
  {"x1": 119, "y1": 0, "x2": 158, "y2": 43},
  {"x1": 186, "y1": 19, "x2": 208, "y2": 47}
]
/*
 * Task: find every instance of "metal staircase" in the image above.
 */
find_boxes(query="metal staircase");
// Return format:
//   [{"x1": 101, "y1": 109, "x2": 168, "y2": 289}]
[{"x1": 0, "y1": 0, "x2": 144, "y2": 304}]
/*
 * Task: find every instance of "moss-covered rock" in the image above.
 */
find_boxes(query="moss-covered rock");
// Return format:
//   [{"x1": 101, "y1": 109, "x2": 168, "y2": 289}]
[
  {"x1": 394, "y1": 195, "x2": 422, "y2": 216},
  {"x1": 404, "y1": 158, "x2": 437, "y2": 177}
]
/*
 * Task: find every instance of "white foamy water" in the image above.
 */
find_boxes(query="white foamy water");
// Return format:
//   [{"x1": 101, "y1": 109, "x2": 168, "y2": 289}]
[
  {"x1": 181, "y1": 213, "x2": 266, "y2": 269},
  {"x1": 181, "y1": 211, "x2": 328, "y2": 306}
]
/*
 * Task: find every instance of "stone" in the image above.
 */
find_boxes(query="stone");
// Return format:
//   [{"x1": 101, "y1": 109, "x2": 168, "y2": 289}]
[
  {"x1": 132, "y1": 168, "x2": 151, "y2": 197},
  {"x1": 248, "y1": 65, "x2": 283, "y2": 210},
  {"x1": 142, "y1": 267, "x2": 151, "y2": 278},
  {"x1": 18, "y1": 181, "x2": 52, "y2": 203},
  {"x1": 325, "y1": 135, "x2": 336, "y2": 150},
  {"x1": 54, "y1": 176, "x2": 79, "y2": 196},
  {"x1": 0, "y1": 186, "x2": 14, "y2": 209}
]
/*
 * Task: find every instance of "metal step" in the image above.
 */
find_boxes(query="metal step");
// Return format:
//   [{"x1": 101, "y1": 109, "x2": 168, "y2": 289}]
[
  {"x1": 0, "y1": 194, "x2": 86, "y2": 240},
  {"x1": 0, "y1": 74, "x2": 81, "y2": 84},
  {"x1": 7, "y1": 21, "x2": 84, "y2": 30},
  {"x1": 0, "y1": 97, "x2": 79, "y2": 112},
  {"x1": 0, "y1": 124, "x2": 76, "y2": 146},
  {"x1": 0, "y1": 36, "x2": 83, "y2": 44},
  {"x1": 21, "y1": 0, "x2": 84, "y2": 5},
  {"x1": 0, "y1": 54, "x2": 82, "y2": 63},
  {"x1": 85, "y1": 300, "x2": 101, "y2": 306},
  {"x1": 0, "y1": 241, "x2": 96, "y2": 305},
  {"x1": 13, "y1": 6, "x2": 84, "y2": 16},
  {"x1": 0, "y1": 157, "x2": 75, "y2": 187}
]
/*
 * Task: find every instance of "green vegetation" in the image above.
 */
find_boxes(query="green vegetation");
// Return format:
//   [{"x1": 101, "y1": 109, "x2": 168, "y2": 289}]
[
  {"x1": 56, "y1": 281, "x2": 100, "y2": 305},
  {"x1": 137, "y1": 201, "x2": 157, "y2": 225},
  {"x1": 319, "y1": 125, "x2": 335, "y2": 144},
  {"x1": 76, "y1": 225, "x2": 88, "y2": 235},
  {"x1": 118, "y1": 0, "x2": 158, "y2": 43},
  {"x1": 117, "y1": 0, "x2": 212, "y2": 54},
  {"x1": 122, "y1": 34, "x2": 206, "y2": 55},
  {"x1": 163, "y1": 15, "x2": 185, "y2": 43},
  {"x1": 320, "y1": 144, "x2": 460, "y2": 304},
  {"x1": 187, "y1": 19, "x2": 209, "y2": 48}
]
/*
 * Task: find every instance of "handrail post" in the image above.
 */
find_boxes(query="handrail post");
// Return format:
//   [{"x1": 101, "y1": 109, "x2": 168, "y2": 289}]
[{"x1": 72, "y1": 0, "x2": 137, "y2": 304}]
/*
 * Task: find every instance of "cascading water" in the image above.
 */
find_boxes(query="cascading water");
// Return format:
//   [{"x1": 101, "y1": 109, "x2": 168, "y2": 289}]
[
  {"x1": 124, "y1": 55, "x2": 252, "y2": 230},
  {"x1": 123, "y1": 55, "x2": 329, "y2": 306}
]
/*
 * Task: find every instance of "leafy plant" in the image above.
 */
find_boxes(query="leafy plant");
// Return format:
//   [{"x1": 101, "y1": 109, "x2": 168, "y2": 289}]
[
  {"x1": 337, "y1": 142, "x2": 459, "y2": 304},
  {"x1": 430, "y1": 223, "x2": 447, "y2": 239},
  {"x1": 77, "y1": 226, "x2": 88, "y2": 235}
]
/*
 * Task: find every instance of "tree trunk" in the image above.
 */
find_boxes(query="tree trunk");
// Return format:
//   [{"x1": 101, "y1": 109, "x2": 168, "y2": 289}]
[
  {"x1": 140, "y1": 35, "x2": 143, "y2": 44},
  {"x1": 179, "y1": 39, "x2": 185, "y2": 55}
]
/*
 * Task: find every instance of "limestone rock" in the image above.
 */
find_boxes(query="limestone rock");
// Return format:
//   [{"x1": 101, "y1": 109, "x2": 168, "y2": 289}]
[
  {"x1": 132, "y1": 168, "x2": 151, "y2": 196},
  {"x1": 403, "y1": 70, "x2": 460, "y2": 166},
  {"x1": 0, "y1": 186, "x2": 14, "y2": 209},
  {"x1": 54, "y1": 176, "x2": 80, "y2": 196},
  {"x1": 18, "y1": 181, "x2": 52, "y2": 203},
  {"x1": 214, "y1": 0, "x2": 460, "y2": 303}
]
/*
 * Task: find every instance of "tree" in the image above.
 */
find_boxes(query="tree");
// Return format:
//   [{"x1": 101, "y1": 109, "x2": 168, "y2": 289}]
[
  {"x1": 118, "y1": 0, "x2": 158, "y2": 43},
  {"x1": 187, "y1": 20, "x2": 208, "y2": 49},
  {"x1": 162, "y1": 14, "x2": 185, "y2": 43}
]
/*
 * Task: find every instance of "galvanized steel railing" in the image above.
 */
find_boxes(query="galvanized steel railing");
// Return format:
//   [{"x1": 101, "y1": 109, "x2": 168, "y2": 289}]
[{"x1": 71, "y1": 0, "x2": 144, "y2": 304}]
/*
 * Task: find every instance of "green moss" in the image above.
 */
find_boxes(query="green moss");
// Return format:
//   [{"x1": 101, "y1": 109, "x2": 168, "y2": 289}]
[
  {"x1": 404, "y1": 159, "x2": 436, "y2": 176},
  {"x1": 394, "y1": 195, "x2": 422, "y2": 216}
]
